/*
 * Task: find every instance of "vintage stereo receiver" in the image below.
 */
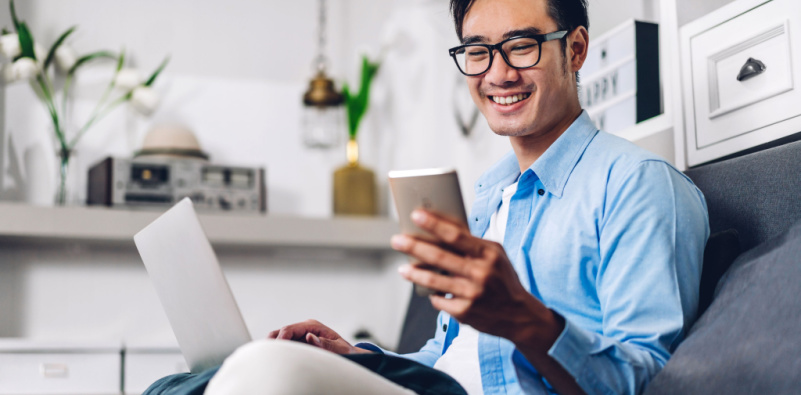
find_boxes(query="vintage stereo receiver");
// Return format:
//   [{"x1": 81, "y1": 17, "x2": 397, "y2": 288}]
[{"x1": 87, "y1": 157, "x2": 266, "y2": 212}]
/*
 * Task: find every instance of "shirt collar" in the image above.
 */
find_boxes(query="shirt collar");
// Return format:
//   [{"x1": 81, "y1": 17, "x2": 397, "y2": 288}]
[
  {"x1": 475, "y1": 110, "x2": 598, "y2": 198},
  {"x1": 530, "y1": 110, "x2": 598, "y2": 197}
]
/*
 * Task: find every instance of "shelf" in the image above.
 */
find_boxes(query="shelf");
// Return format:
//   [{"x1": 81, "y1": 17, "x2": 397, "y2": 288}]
[
  {"x1": 612, "y1": 113, "x2": 673, "y2": 142},
  {"x1": 0, "y1": 202, "x2": 399, "y2": 252}
]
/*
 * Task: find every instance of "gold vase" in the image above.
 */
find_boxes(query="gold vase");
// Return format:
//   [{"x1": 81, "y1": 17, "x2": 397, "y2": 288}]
[{"x1": 333, "y1": 139, "x2": 377, "y2": 216}]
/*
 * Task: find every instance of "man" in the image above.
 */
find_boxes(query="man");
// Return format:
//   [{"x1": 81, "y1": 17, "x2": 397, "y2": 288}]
[{"x1": 203, "y1": 0, "x2": 709, "y2": 394}]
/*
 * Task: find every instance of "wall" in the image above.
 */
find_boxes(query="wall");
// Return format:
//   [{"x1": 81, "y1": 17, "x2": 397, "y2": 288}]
[
  {"x1": 676, "y1": 0, "x2": 737, "y2": 27},
  {"x1": 587, "y1": 0, "x2": 660, "y2": 39},
  {"x1": 0, "y1": 0, "x2": 515, "y2": 351}
]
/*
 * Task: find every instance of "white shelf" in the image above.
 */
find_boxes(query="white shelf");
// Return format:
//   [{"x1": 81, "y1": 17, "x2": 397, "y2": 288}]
[
  {"x1": 0, "y1": 202, "x2": 399, "y2": 252},
  {"x1": 613, "y1": 113, "x2": 673, "y2": 142}
]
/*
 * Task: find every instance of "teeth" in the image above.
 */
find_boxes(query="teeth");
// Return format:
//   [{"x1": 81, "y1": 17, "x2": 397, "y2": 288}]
[{"x1": 491, "y1": 93, "x2": 529, "y2": 105}]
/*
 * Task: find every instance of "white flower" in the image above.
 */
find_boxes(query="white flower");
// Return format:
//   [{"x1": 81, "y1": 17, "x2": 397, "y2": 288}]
[
  {"x1": 54, "y1": 45, "x2": 77, "y2": 73},
  {"x1": 115, "y1": 68, "x2": 142, "y2": 90},
  {"x1": 130, "y1": 86, "x2": 160, "y2": 115},
  {"x1": 32, "y1": 42, "x2": 47, "y2": 69},
  {"x1": 3, "y1": 57, "x2": 39, "y2": 83},
  {"x1": 34, "y1": 42, "x2": 45, "y2": 63},
  {"x1": 0, "y1": 34, "x2": 21, "y2": 59}
]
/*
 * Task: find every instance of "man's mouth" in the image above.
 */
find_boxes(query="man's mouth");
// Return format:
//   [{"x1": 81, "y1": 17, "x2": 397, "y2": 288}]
[{"x1": 489, "y1": 93, "x2": 531, "y2": 106}]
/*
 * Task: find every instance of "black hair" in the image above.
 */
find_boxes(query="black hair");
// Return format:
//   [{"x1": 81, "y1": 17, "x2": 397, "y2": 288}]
[
  {"x1": 450, "y1": 0, "x2": 589, "y2": 80},
  {"x1": 450, "y1": 0, "x2": 589, "y2": 41}
]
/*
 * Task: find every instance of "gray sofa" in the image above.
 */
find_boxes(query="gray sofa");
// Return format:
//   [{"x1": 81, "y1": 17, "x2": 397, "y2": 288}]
[{"x1": 397, "y1": 139, "x2": 801, "y2": 394}]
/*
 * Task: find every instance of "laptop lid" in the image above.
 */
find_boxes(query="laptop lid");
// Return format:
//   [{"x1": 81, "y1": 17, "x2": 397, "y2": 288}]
[{"x1": 134, "y1": 197, "x2": 252, "y2": 373}]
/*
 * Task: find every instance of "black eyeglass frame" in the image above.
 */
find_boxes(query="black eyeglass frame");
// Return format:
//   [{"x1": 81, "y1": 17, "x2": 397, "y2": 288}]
[{"x1": 448, "y1": 30, "x2": 568, "y2": 76}]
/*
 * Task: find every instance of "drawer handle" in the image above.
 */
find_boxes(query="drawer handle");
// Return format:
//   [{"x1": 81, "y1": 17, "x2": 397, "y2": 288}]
[
  {"x1": 40, "y1": 363, "x2": 69, "y2": 378},
  {"x1": 737, "y1": 57, "x2": 766, "y2": 82}
]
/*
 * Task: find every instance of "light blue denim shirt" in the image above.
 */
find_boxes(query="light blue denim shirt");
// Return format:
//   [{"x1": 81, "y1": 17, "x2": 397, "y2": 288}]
[{"x1": 365, "y1": 111, "x2": 709, "y2": 394}]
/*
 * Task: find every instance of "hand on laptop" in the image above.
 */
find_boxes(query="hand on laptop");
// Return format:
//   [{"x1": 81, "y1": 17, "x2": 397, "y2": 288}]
[{"x1": 268, "y1": 319, "x2": 374, "y2": 355}]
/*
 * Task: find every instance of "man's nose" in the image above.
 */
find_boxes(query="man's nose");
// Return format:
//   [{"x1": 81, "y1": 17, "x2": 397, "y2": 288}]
[{"x1": 483, "y1": 50, "x2": 519, "y2": 85}]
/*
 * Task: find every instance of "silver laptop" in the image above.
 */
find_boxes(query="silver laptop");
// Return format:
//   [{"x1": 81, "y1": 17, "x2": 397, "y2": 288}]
[{"x1": 134, "y1": 197, "x2": 252, "y2": 373}]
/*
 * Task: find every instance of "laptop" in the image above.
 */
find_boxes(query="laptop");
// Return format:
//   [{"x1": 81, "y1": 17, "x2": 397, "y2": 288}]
[{"x1": 134, "y1": 197, "x2": 252, "y2": 373}]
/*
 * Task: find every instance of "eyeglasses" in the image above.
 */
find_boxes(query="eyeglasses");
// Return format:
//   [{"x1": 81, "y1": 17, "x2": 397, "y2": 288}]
[{"x1": 448, "y1": 31, "x2": 568, "y2": 76}]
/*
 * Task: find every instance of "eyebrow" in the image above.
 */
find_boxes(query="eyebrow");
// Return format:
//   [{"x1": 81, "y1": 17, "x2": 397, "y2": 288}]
[{"x1": 462, "y1": 27, "x2": 545, "y2": 45}]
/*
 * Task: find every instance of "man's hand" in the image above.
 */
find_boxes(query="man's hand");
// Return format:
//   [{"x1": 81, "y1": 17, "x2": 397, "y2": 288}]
[
  {"x1": 391, "y1": 209, "x2": 562, "y2": 353},
  {"x1": 392, "y1": 210, "x2": 585, "y2": 394},
  {"x1": 267, "y1": 319, "x2": 373, "y2": 355}
]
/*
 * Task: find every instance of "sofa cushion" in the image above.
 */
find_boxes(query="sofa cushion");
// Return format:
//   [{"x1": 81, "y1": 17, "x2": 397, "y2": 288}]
[
  {"x1": 697, "y1": 229, "x2": 741, "y2": 317},
  {"x1": 397, "y1": 291, "x2": 439, "y2": 353},
  {"x1": 684, "y1": 139, "x2": 801, "y2": 252},
  {"x1": 644, "y1": 220, "x2": 801, "y2": 395}
]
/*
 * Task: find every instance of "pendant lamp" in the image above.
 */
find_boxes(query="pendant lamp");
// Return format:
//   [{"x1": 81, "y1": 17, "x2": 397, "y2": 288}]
[{"x1": 301, "y1": 0, "x2": 345, "y2": 149}]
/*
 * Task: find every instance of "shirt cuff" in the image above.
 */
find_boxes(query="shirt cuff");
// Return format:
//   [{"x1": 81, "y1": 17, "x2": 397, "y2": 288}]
[
  {"x1": 547, "y1": 313, "x2": 594, "y2": 379},
  {"x1": 354, "y1": 342, "x2": 387, "y2": 355}
]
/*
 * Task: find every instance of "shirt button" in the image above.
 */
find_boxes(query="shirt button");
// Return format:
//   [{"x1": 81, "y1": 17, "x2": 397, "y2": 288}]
[
  {"x1": 442, "y1": 324, "x2": 448, "y2": 332},
  {"x1": 538, "y1": 189, "x2": 545, "y2": 196},
  {"x1": 475, "y1": 217, "x2": 479, "y2": 222}
]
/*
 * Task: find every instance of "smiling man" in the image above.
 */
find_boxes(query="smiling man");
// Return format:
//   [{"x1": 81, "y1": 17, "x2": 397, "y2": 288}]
[
  {"x1": 383, "y1": 0, "x2": 709, "y2": 393},
  {"x1": 194, "y1": 0, "x2": 710, "y2": 394}
]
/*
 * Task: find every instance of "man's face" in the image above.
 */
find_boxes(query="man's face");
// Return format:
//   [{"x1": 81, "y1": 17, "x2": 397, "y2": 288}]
[{"x1": 462, "y1": 0, "x2": 577, "y2": 138}]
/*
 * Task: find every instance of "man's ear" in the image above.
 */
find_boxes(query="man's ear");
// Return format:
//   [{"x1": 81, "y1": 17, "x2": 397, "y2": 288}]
[{"x1": 567, "y1": 26, "x2": 589, "y2": 73}]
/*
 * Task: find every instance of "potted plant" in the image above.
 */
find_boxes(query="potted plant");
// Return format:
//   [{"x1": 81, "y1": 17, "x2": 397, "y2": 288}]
[{"x1": 333, "y1": 54, "x2": 380, "y2": 216}]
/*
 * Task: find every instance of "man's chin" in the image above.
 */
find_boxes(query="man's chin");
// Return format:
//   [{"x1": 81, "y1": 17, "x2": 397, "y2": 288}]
[{"x1": 487, "y1": 122, "x2": 531, "y2": 137}]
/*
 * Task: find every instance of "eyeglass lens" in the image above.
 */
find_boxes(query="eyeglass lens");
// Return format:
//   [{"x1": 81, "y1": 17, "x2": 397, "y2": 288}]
[{"x1": 453, "y1": 37, "x2": 541, "y2": 75}]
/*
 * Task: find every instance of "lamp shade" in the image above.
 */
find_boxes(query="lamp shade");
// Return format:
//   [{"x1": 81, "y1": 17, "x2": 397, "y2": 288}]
[
  {"x1": 302, "y1": 71, "x2": 345, "y2": 148},
  {"x1": 303, "y1": 71, "x2": 344, "y2": 107}
]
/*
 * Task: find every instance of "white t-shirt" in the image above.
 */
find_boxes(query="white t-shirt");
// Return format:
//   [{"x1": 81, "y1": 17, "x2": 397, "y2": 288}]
[{"x1": 433, "y1": 182, "x2": 519, "y2": 395}]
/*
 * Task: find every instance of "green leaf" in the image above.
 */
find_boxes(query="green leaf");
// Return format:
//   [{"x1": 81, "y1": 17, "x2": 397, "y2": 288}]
[
  {"x1": 1, "y1": 28, "x2": 10, "y2": 36},
  {"x1": 44, "y1": 26, "x2": 76, "y2": 71},
  {"x1": 10, "y1": 0, "x2": 21, "y2": 31},
  {"x1": 16, "y1": 22, "x2": 36, "y2": 60},
  {"x1": 143, "y1": 55, "x2": 170, "y2": 87},
  {"x1": 116, "y1": 48, "x2": 125, "y2": 72},
  {"x1": 67, "y1": 50, "x2": 116, "y2": 75},
  {"x1": 343, "y1": 54, "x2": 381, "y2": 139}
]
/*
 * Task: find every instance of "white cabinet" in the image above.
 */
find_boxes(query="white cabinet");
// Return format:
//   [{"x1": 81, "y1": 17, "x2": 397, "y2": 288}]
[
  {"x1": 124, "y1": 348, "x2": 188, "y2": 395},
  {"x1": 0, "y1": 341, "x2": 121, "y2": 395},
  {"x1": 681, "y1": 0, "x2": 801, "y2": 166}
]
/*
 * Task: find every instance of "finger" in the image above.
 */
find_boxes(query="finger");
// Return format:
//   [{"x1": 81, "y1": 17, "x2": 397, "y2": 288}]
[
  {"x1": 276, "y1": 323, "x2": 312, "y2": 341},
  {"x1": 267, "y1": 330, "x2": 279, "y2": 339},
  {"x1": 392, "y1": 235, "x2": 471, "y2": 277},
  {"x1": 410, "y1": 210, "x2": 483, "y2": 256},
  {"x1": 307, "y1": 333, "x2": 350, "y2": 354},
  {"x1": 306, "y1": 333, "x2": 324, "y2": 347},
  {"x1": 399, "y1": 263, "x2": 473, "y2": 296},
  {"x1": 430, "y1": 294, "x2": 471, "y2": 319}
]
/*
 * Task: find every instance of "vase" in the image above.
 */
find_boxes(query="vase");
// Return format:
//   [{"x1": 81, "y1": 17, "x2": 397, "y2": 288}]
[
  {"x1": 333, "y1": 139, "x2": 377, "y2": 216},
  {"x1": 54, "y1": 148, "x2": 78, "y2": 206},
  {"x1": 22, "y1": 142, "x2": 52, "y2": 206}
]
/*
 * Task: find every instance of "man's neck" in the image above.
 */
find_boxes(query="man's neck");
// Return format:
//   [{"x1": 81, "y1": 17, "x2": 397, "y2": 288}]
[{"x1": 509, "y1": 107, "x2": 583, "y2": 173}]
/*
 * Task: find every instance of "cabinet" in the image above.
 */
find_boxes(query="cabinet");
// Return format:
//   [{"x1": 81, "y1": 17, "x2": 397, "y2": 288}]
[
  {"x1": 124, "y1": 348, "x2": 187, "y2": 395},
  {"x1": 680, "y1": 0, "x2": 801, "y2": 166},
  {"x1": 0, "y1": 341, "x2": 121, "y2": 395}
]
